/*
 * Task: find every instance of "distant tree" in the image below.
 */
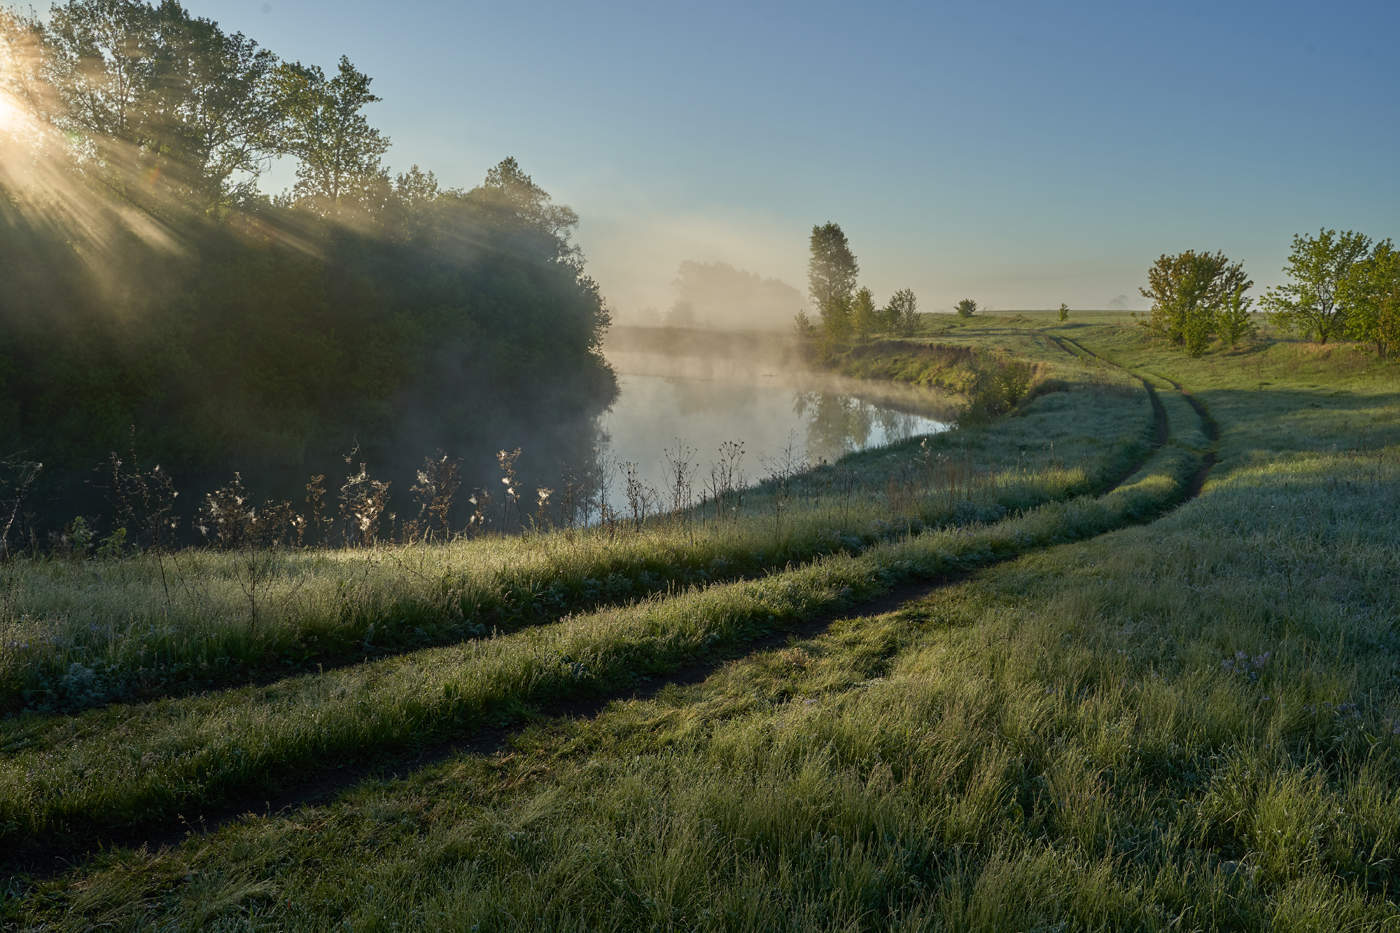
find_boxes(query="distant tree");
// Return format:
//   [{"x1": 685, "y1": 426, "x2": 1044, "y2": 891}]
[
  {"x1": 955, "y1": 298, "x2": 977, "y2": 318},
  {"x1": 1140, "y1": 250, "x2": 1250, "y2": 355},
  {"x1": 808, "y1": 222, "x2": 858, "y2": 340},
  {"x1": 1262, "y1": 229, "x2": 1372, "y2": 344},
  {"x1": 669, "y1": 260, "x2": 804, "y2": 331},
  {"x1": 851, "y1": 286, "x2": 877, "y2": 338},
  {"x1": 885, "y1": 288, "x2": 917, "y2": 335},
  {"x1": 1340, "y1": 240, "x2": 1400, "y2": 357},
  {"x1": 1215, "y1": 285, "x2": 1255, "y2": 349},
  {"x1": 666, "y1": 299, "x2": 696, "y2": 327},
  {"x1": 275, "y1": 55, "x2": 390, "y2": 209},
  {"x1": 1058, "y1": 303, "x2": 1069, "y2": 322}
]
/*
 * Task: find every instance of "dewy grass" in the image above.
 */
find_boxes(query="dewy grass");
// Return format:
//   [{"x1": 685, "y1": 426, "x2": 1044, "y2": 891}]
[
  {"x1": 17, "y1": 319, "x2": 1400, "y2": 928},
  {"x1": 0, "y1": 379, "x2": 1151, "y2": 714},
  {"x1": 0, "y1": 438, "x2": 1200, "y2": 856}
]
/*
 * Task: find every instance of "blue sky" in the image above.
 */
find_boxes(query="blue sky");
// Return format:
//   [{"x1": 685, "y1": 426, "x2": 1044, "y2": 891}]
[{"x1": 185, "y1": 0, "x2": 1399, "y2": 315}]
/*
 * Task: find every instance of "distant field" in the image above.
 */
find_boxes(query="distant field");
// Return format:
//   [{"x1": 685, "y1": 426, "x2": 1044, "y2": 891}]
[{"x1": 6, "y1": 316, "x2": 1400, "y2": 930}]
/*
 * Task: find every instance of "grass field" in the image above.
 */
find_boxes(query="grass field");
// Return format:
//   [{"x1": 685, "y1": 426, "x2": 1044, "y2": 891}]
[{"x1": 5, "y1": 313, "x2": 1400, "y2": 930}]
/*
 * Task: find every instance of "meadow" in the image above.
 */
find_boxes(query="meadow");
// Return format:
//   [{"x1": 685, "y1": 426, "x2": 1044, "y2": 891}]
[{"x1": 5, "y1": 313, "x2": 1400, "y2": 930}]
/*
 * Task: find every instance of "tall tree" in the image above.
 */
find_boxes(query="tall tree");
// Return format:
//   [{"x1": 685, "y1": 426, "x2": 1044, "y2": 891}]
[
  {"x1": 1140, "y1": 250, "x2": 1250, "y2": 354},
  {"x1": 147, "y1": 5, "x2": 283, "y2": 207},
  {"x1": 43, "y1": 0, "x2": 282, "y2": 209},
  {"x1": 275, "y1": 55, "x2": 389, "y2": 210},
  {"x1": 1262, "y1": 229, "x2": 1372, "y2": 344},
  {"x1": 1340, "y1": 240, "x2": 1400, "y2": 357},
  {"x1": 808, "y1": 222, "x2": 858, "y2": 340}
]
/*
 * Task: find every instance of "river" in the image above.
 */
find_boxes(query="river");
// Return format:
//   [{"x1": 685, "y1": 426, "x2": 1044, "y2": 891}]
[{"x1": 595, "y1": 336, "x2": 954, "y2": 513}]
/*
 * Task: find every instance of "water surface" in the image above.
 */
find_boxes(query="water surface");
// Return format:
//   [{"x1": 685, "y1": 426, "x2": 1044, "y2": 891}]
[{"x1": 597, "y1": 356, "x2": 952, "y2": 512}]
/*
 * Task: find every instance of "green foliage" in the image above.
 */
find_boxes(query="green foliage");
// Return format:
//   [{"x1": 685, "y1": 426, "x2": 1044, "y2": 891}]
[
  {"x1": 274, "y1": 55, "x2": 391, "y2": 210},
  {"x1": 1058, "y1": 302, "x2": 1069, "y2": 321},
  {"x1": 1262, "y1": 229, "x2": 1373, "y2": 344},
  {"x1": 792, "y1": 309, "x2": 816, "y2": 342},
  {"x1": 955, "y1": 297, "x2": 978, "y2": 318},
  {"x1": 850, "y1": 286, "x2": 877, "y2": 338},
  {"x1": 885, "y1": 287, "x2": 917, "y2": 335},
  {"x1": 1340, "y1": 240, "x2": 1400, "y2": 357},
  {"x1": 1140, "y1": 249, "x2": 1251, "y2": 354},
  {"x1": 808, "y1": 222, "x2": 858, "y2": 342},
  {"x1": 43, "y1": 0, "x2": 285, "y2": 210},
  {"x1": 0, "y1": 0, "x2": 618, "y2": 538},
  {"x1": 1215, "y1": 285, "x2": 1255, "y2": 349}
]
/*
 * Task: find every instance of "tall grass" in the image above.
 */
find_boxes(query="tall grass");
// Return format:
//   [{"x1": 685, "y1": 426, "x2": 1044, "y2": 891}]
[
  {"x1": 0, "y1": 439, "x2": 1200, "y2": 856},
  {"x1": 0, "y1": 382, "x2": 1150, "y2": 714}
]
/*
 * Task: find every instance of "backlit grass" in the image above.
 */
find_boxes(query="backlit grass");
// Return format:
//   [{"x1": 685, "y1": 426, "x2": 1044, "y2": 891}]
[{"x1": 0, "y1": 367, "x2": 1148, "y2": 714}]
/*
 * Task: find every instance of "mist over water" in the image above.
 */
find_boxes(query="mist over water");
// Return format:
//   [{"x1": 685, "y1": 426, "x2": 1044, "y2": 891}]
[{"x1": 595, "y1": 327, "x2": 956, "y2": 514}]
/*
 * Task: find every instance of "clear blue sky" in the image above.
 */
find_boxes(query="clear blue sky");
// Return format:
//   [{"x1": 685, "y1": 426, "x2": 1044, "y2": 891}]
[{"x1": 185, "y1": 0, "x2": 1399, "y2": 315}]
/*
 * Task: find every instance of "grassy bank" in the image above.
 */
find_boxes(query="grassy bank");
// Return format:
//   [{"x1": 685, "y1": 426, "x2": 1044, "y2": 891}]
[{"x1": 0, "y1": 360, "x2": 1148, "y2": 714}]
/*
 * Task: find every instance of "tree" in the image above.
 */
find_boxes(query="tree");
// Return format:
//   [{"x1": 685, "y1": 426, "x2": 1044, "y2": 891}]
[
  {"x1": 1340, "y1": 240, "x2": 1400, "y2": 357},
  {"x1": 668, "y1": 260, "x2": 803, "y2": 331},
  {"x1": 43, "y1": 0, "x2": 283, "y2": 209},
  {"x1": 1058, "y1": 303, "x2": 1069, "y2": 322},
  {"x1": 275, "y1": 55, "x2": 390, "y2": 210},
  {"x1": 851, "y1": 286, "x2": 877, "y2": 338},
  {"x1": 1140, "y1": 250, "x2": 1250, "y2": 354},
  {"x1": 808, "y1": 222, "x2": 858, "y2": 340},
  {"x1": 1262, "y1": 229, "x2": 1372, "y2": 344},
  {"x1": 470, "y1": 156, "x2": 581, "y2": 267},
  {"x1": 885, "y1": 288, "x2": 917, "y2": 335},
  {"x1": 955, "y1": 298, "x2": 977, "y2": 318},
  {"x1": 1215, "y1": 285, "x2": 1255, "y2": 349}
]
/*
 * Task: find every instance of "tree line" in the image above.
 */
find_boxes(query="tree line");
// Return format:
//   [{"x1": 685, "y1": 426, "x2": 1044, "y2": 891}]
[
  {"x1": 0, "y1": 0, "x2": 615, "y2": 543},
  {"x1": 1142, "y1": 229, "x2": 1400, "y2": 357}
]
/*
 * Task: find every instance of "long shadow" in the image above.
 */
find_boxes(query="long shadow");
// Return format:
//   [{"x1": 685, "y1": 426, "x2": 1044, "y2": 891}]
[{"x1": 4, "y1": 356, "x2": 1215, "y2": 881}]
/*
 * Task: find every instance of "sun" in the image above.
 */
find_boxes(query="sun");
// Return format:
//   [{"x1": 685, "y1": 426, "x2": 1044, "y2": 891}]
[{"x1": 0, "y1": 90, "x2": 27, "y2": 136}]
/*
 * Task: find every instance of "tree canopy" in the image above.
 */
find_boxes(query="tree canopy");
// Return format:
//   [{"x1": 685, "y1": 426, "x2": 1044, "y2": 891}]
[
  {"x1": 1140, "y1": 250, "x2": 1251, "y2": 355},
  {"x1": 1340, "y1": 240, "x2": 1400, "y2": 357},
  {"x1": 0, "y1": 0, "x2": 616, "y2": 541},
  {"x1": 1262, "y1": 229, "x2": 1372, "y2": 344}
]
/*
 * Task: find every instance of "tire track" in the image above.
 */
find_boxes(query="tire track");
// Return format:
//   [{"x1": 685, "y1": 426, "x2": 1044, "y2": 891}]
[{"x1": 5, "y1": 336, "x2": 1218, "y2": 881}]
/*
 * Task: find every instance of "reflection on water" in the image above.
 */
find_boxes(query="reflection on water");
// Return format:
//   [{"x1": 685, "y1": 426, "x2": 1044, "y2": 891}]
[{"x1": 596, "y1": 370, "x2": 949, "y2": 513}]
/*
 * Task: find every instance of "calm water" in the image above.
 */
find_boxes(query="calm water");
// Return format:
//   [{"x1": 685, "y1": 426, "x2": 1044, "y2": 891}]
[{"x1": 596, "y1": 363, "x2": 951, "y2": 512}]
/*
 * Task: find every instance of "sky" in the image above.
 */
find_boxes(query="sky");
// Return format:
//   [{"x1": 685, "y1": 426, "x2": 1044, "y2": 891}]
[{"x1": 178, "y1": 0, "x2": 1400, "y2": 317}]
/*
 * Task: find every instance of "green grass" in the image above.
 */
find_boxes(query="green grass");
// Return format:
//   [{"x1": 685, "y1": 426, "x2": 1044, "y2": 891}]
[
  {"x1": 0, "y1": 364, "x2": 1149, "y2": 715},
  {"x1": 0, "y1": 437, "x2": 1198, "y2": 857},
  {"x1": 8, "y1": 316, "x2": 1400, "y2": 930}
]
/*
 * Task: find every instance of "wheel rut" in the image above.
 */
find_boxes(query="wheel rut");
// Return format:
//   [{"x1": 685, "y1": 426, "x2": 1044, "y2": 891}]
[{"x1": 6, "y1": 333, "x2": 1220, "y2": 882}]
